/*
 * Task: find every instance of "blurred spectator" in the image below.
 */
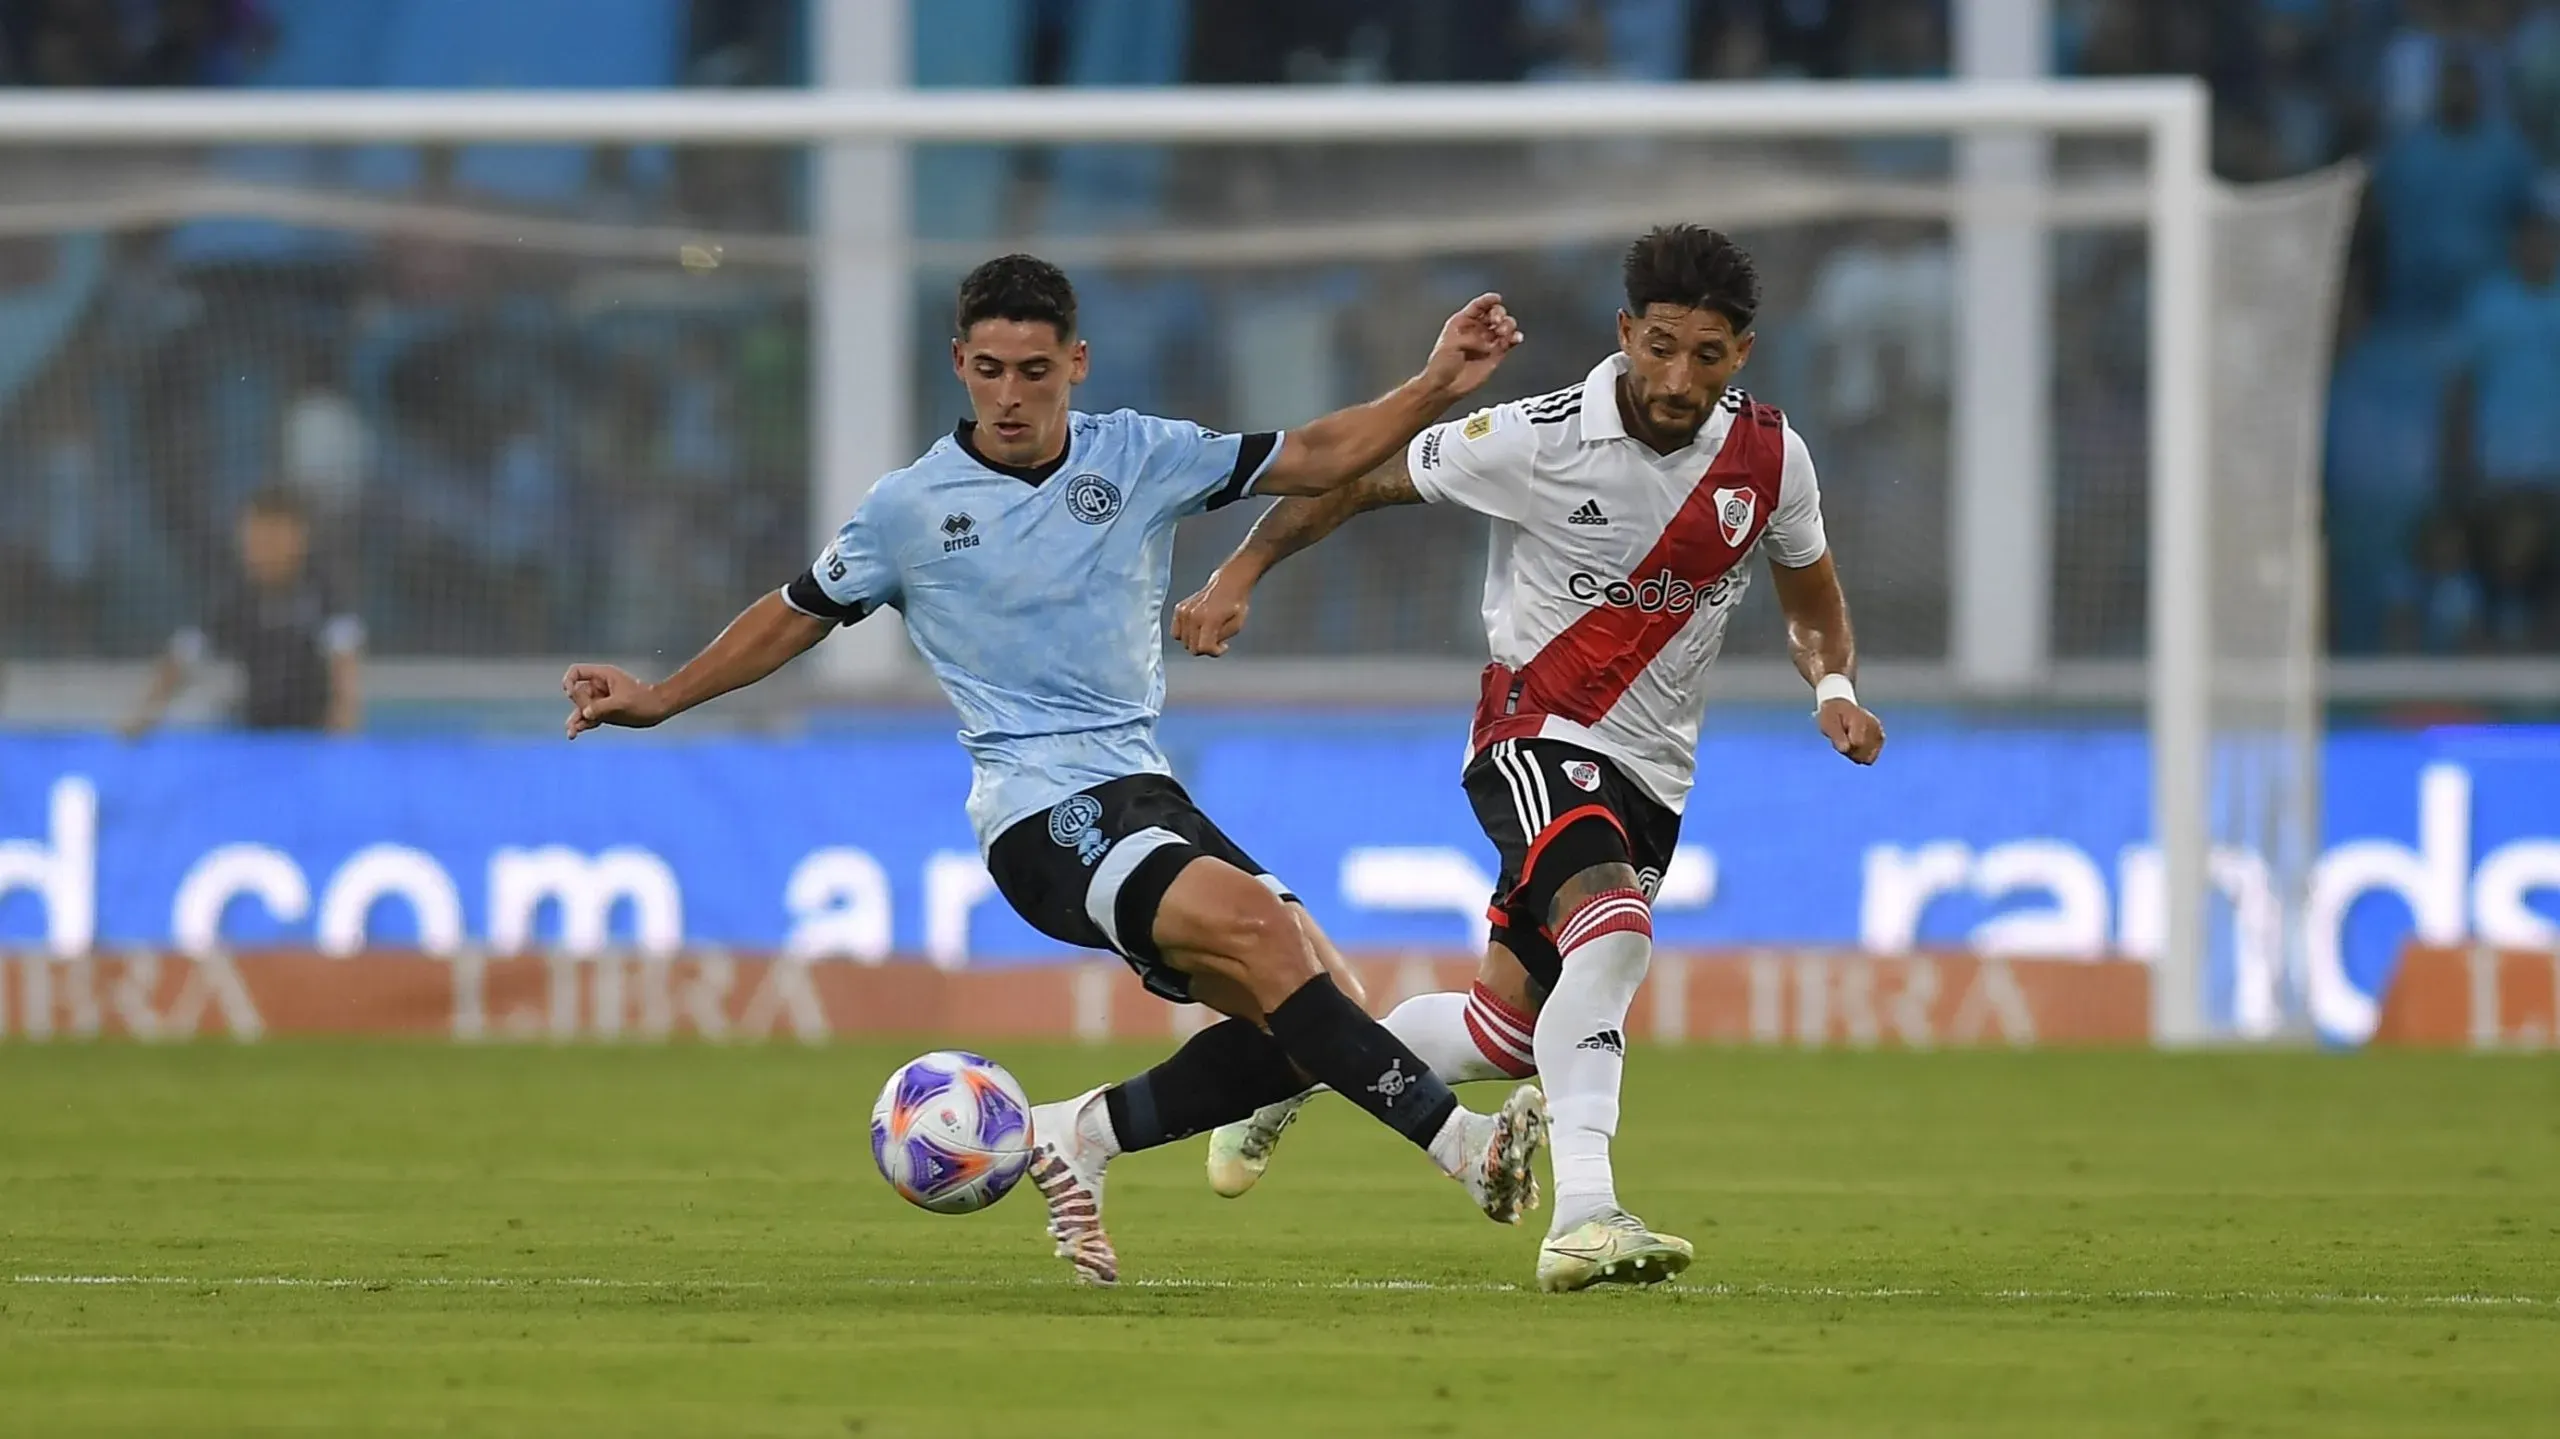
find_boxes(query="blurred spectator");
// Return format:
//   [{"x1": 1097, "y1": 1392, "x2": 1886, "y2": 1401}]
[
  {"x1": 2451, "y1": 207, "x2": 2560, "y2": 488},
  {"x1": 2516, "y1": 4, "x2": 2560, "y2": 164},
  {"x1": 7, "y1": 417, "x2": 106, "y2": 655},
  {"x1": 2371, "y1": 49, "x2": 2538, "y2": 320},
  {"x1": 1717, "y1": 0, "x2": 1858, "y2": 78},
  {"x1": 2449, "y1": 207, "x2": 2560, "y2": 644},
  {"x1": 2245, "y1": 1, "x2": 2344, "y2": 175},
  {"x1": 0, "y1": 0, "x2": 268, "y2": 87},
  {"x1": 126, "y1": 0, "x2": 272, "y2": 87},
  {"x1": 1520, "y1": 0, "x2": 1691, "y2": 82},
  {"x1": 682, "y1": 0, "x2": 792, "y2": 87},
  {"x1": 280, "y1": 354, "x2": 370, "y2": 555},
  {"x1": 2381, "y1": 0, "x2": 2519, "y2": 135},
  {"x1": 1803, "y1": 219, "x2": 1951, "y2": 430},
  {"x1": 1845, "y1": 0, "x2": 1944, "y2": 77},
  {"x1": 126, "y1": 487, "x2": 363, "y2": 735},
  {"x1": 2326, "y1": 270, "x2": 2460, "y2": 652}
]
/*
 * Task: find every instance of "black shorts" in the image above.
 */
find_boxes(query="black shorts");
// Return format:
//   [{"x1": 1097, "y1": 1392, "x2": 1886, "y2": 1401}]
[
  {"x1": 1462, "y1": 737, "x2": 1681, "y2": 993},
  {"x1": 985, "y1": 773, "x2": 1295, "y2": 1004}
]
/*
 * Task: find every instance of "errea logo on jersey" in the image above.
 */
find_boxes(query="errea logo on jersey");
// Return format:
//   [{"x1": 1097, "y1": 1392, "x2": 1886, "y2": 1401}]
[
  {"x1": 941, "y1": 513, "x2": 980, "y2": 553},
  {"x1": 1566, "y1": 568, "x2": 1742, "y2": 615}
]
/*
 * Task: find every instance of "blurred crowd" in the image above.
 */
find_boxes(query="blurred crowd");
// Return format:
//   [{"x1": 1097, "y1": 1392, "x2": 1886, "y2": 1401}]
[
  {"x1": 0, "y1": 0, "x2": 272, "y2": 86},
  {"x1": 0, "y1": 0, "x2": 2555, "y2": 664}
]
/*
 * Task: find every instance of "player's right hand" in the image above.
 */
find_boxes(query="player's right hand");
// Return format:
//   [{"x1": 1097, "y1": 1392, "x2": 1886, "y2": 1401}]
[
  {"x1": 1421, "y1": 292, "x2": 1524, "y2": 400},
  {"x1": 1173, "y1": 568, "x2": 1254, "y2": 657},
  {"x1": 561, "y1": 663, "x2": 670, "y2": 738}
]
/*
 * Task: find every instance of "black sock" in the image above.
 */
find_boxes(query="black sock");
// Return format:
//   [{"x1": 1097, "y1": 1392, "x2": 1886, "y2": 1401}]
[
  {"x1": 1100, "y1": 1018, "x2": 1306, "y2": 1154},
  {"x1": 1264, "y1": 974, "x2": 1459, "y2": 1151}
]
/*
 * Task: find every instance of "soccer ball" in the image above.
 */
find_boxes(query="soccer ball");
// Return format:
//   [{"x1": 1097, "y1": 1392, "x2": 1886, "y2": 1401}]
[{"x1": 869, "y1": 1051, "x2": 1034, "y2": 1214}]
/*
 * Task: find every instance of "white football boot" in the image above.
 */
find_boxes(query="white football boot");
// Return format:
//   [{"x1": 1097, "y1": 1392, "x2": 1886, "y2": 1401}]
[
  {"x1": 1204, "y1": 1095, "x2": 1307, "y2": 1198},
  {"x1": 1535, "y1": 1208, "x2": 1695, "y2": 1293},
  {"x1": 1450, "y1": 1084, "x2": 1550, "y2": 1225},
  {"x1": 1026, "y1": 1088, "x2": 1117, "y2": 1287}
]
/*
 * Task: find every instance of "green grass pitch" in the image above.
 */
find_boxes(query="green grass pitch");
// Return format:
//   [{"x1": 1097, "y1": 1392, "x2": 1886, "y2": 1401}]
[{"x1": 3, "y1": 1043, "x2": 2555, "y2": 1437}]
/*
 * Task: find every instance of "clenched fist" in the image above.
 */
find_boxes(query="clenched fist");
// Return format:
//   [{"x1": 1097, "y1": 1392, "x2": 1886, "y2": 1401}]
[
  {"x1": 1818, "y1": 698, "x2": 1885, "y2": 765},
  {"x1": 1173, "y1": 568, "x2": 1255, "y2": 657}
]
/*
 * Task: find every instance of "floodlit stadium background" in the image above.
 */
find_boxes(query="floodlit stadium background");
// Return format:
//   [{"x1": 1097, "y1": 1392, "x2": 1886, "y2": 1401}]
[{"x1": 1, "y1": 0, "x2": 2556, "y2": 1049}]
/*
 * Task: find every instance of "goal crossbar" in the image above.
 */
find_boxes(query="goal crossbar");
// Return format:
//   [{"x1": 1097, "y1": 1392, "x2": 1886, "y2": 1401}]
[{"x1": 0, "y1": 79, "x2": 2203, "y2": 144}]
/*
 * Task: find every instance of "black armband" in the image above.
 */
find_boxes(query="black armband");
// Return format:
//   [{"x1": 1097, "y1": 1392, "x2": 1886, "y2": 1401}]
[
  {"x1": 1206, "y1": 432, "x2": 1280, "y2": 511},
  {"x1": 781, "y1": 569, "x2": 871, "y2": 626}
]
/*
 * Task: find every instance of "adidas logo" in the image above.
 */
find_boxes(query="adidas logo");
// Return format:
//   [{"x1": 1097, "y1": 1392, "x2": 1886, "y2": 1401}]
[
  {"x1": 1575, "y1": 1028, "x2": 1625, "y2": 1055},
  {"x1": 1568, "y1": 500, "x2": 1609, "y2": 526}
]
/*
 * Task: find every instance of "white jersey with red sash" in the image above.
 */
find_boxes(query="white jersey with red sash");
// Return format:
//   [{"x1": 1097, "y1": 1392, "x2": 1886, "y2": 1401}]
[{"x1": 1404, "y1": 352, "x2": 1829, "y2": 814}]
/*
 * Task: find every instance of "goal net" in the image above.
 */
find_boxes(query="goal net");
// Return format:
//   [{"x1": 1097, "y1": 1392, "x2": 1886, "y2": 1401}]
[{"x1": 0, "y1": 84, "x2": 2357, "y2": 1041}]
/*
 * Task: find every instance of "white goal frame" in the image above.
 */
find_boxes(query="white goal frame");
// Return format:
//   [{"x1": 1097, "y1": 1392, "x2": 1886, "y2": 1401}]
[{"x1": 0, "y1": 79, "x2": 2217, "y2": 1046}]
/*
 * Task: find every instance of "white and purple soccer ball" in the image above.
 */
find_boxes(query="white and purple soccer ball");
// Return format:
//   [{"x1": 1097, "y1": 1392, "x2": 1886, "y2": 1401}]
[{"x1": 869, "y1": 1050, "x2": 1034, "y2": 1214}]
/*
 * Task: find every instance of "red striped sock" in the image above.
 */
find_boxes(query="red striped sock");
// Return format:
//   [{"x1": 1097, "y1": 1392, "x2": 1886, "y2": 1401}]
[
  {"x1": 1462, "y1": 981, "x2": 1538, "y2": 1078},
  {"x1": 1555, "y1": 888, "x2": 1652, "y2": 955}
]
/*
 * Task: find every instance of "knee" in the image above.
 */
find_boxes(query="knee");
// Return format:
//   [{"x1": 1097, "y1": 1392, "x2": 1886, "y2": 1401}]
[
  {"x1": 1476, "y1": 942, "x2": 1543, "y2": 1016},
  {"x1": 1213, "y1": 891, "x2": 1320, "y2": 1003},
  {"x1": 1298, "y1": 907, "x2": 1369, "y2": 1009}
]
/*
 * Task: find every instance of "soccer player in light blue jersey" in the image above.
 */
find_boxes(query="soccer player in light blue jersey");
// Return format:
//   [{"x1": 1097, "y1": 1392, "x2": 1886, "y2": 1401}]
[{"x1": 560, "y1": 255, "x2": 1546, "y2": 1285}]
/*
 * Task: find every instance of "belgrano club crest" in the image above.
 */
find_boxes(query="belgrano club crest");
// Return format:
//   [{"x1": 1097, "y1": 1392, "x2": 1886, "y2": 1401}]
[{"x1": 1712, "y1": 486, "x2": 1756, "y2": 547}]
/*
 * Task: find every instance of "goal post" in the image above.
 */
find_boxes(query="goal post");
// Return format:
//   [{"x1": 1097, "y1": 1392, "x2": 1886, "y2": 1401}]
[{"x1": 0, "y1": 79, "x2": 2247, "y2": 1044}]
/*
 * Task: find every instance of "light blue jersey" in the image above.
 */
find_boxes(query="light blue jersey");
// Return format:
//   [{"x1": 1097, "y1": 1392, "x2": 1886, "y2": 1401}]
[{"x1": 784, "y1": 410, "x2": 1282, "y2": 849}]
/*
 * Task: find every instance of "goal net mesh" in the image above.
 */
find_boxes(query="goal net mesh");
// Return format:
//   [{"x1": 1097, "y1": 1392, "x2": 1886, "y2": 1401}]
[
  {"x1": 0, "y1": 131, "x2": 2314, "y2": 667},
  {"x1": 2203, "y1": 166, "x2": 2361, "y2": 1039},
  {"x1": 0, "y1": 123, "x2": 2360, "y2": 1038}
]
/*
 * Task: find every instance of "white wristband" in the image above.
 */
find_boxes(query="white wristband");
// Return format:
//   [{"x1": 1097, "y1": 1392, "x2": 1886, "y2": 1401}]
[{"x1": 1812, "y1": 673, "x2": 1857, "y2": 712}]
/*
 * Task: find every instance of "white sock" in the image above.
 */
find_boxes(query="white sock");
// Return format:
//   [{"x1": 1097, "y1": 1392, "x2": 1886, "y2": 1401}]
[
  {"x1": 1386, "y1": 987, "x2": 1537, "y2": 1083},
  {"x1": 1532, "y1": 889, "x2": 1652, "y2": 1237},
  {"x1": 1077, "y1": 1089, "x2": 1124, "y2": 1161},
  {"x1": 1424, "y1": 1103, "x2": 1476, "y2": 1176},
  {"x1": 1038, "y1": 1088, "x2": 1122, "y2": 1160},
  {"x1": 1244, "y1": 985, "x2": 1540, "y2": 1131}
]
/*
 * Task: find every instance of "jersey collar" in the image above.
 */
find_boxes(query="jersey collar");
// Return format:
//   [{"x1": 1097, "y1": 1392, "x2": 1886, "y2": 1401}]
[
  {"x1": 1578, "y1": 354, "x2": 1630, "y2": 443},
  {"x1": 953, "y1": 419, "x2": 1074, "y2": 487}
]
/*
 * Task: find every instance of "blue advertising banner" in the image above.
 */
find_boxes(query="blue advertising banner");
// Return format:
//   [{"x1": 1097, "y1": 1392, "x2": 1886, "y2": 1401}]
[{"x1": 3, "y1": 722, "x2": 2556, "y2": 1044}]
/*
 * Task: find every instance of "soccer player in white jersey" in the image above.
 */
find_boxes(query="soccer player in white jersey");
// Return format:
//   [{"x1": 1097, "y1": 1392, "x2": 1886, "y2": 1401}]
[
  {"x1": 1174, "y1": 226, "x2": 1886, "y2": 1292},
  {"x1": 559, "y1": 255, "x2": 1547, "y2": 1287}
]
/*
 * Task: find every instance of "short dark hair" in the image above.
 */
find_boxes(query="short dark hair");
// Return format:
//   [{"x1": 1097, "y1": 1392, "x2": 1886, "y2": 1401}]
[
  {"x1": 243, "y1": 486, "x2": 307, "y2": 524},
  {"x1": 1623, "y1": 225, "x2": 1760, "y2": 332},
  {"x1": 955, "y1": 253, "x2": 1077, "y2": 340}
]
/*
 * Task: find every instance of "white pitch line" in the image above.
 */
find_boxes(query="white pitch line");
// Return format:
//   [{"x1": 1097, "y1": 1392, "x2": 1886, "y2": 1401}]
[{"x1": 10, "y1": 1274, "x2": 2553, "y2": 1309}]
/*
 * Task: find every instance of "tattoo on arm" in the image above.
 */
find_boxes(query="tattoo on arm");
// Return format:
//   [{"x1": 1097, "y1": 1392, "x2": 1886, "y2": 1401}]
[{"x1": 1237, "y1": 458, "x2": 1424, "y2": 575}]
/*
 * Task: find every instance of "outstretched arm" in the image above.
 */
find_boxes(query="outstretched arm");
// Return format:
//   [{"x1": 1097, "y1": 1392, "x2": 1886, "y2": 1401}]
[
  {"x1": 563, "y1": 591, "x2": 832, "y2": 738},
  {"x1": 1767, "y1": 553, "x2": 1884, "y2": 764},
  {"x1": 1173, "y1": 460, "x2": 1424, "y2": 657},
  {"x1": 1252, "y1": 294, "x2": 1521, "y2": 498}
]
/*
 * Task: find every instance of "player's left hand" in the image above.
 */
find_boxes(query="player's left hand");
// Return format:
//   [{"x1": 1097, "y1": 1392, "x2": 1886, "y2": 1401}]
[
  {"x1": 1819, "y1": 699, "x2": 1885, "y2": 765},
  {"x1": 1422, "y1": 293, "x2": 1524, "y2": 399},
  {"x1": 1173, "y1": 566, "x2": 1254, "y2": 657}
]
